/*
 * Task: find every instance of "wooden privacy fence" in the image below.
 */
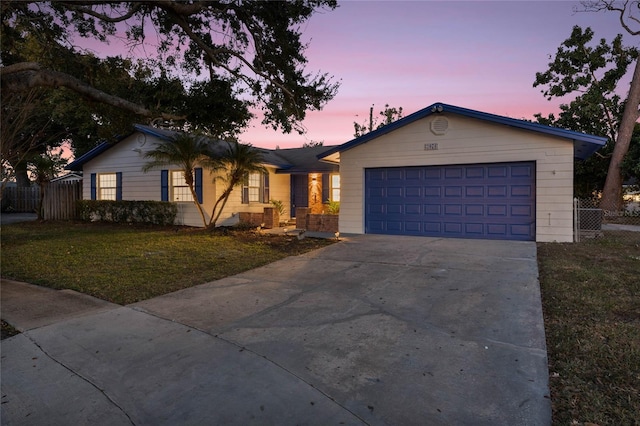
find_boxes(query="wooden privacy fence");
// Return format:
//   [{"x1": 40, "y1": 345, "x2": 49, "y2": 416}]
[
  {"x1": 43, "y1": 181, "x2": 82, "y2": 220},
  {"x1": 1, "y1": 186, "x2": 39, "y2": 212}
]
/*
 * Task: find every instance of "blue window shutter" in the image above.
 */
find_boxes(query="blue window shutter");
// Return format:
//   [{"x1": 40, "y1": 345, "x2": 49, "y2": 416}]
[
  {"x1": 90, "y1": 173, "x2": 97, "y2": 200},
  {"x1": 195, "y1": 168, "x2": 203, "y2": 204},
  {"x1": 161, "y1": 170, "x2": 169, "y2": 201},
  {"x1": 241, "y1": 173, "x2": 249, "y2": 204},
  {"x1": 322, "y1": 174, "x2": 330, "y2": 203},
  {"x1": 262, "y1": 172, "x2": 269, "y2": 203},
  {"x1": 116, "y1": 172, "x2": 123, "y2": 201}
]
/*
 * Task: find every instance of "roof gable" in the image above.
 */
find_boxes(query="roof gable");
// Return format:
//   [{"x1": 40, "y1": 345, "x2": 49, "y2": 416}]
[{"x1": 318, "y1": 102, "x2": 607, "y2": 161}]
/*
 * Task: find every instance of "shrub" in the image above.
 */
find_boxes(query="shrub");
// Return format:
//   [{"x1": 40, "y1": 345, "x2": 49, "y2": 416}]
[
  {"x1": 77, "y1": 200, "x2": 177, "y2": 226},
  {"x1": 270, "y1": 199, "x2": 286, "y2": 216},
  {"x1": 325, "y1": 200, "x2": 340, "y2": 215}
]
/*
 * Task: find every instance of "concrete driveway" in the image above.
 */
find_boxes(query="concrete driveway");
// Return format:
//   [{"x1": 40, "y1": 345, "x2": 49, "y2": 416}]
[{"x1": 1, "y1": 235, "x2": 551, "y2": 425}]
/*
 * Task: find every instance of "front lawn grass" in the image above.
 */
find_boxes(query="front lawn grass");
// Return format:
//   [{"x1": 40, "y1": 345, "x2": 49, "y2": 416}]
[
  {"x1": 538, "y1": 231, "x2": 640, "y2": 425},
  {"x1": 1, "y1": 221, "x2": 334, "y2": 305}
]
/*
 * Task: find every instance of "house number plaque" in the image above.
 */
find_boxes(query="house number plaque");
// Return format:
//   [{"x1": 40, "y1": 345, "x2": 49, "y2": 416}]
[{"x1": 424, "y1": 143, "x2": 439, "y2": 151}]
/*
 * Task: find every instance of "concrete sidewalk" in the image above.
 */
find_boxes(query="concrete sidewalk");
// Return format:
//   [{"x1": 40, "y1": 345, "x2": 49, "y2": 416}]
[
  {"x1": 1, "y1": 235, "x2": 551, "y2": 425},
  {"x1": 0, "y1": 212, "x2": 37, "y2": 226}
]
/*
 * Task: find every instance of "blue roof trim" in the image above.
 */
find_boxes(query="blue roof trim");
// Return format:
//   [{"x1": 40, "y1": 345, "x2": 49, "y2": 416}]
[
  {"x1": 318, "y1": 102, "x2": 607, "y2": 160},
  {"x1": 66, "y1": 139, "x2": 119, "y2": 171},
  {"x1": 133, "y1": 124, "x2": 179, "y2": 141},
  {"x1": 66, "y1": 125, "x2": 181, "y2": 171}
]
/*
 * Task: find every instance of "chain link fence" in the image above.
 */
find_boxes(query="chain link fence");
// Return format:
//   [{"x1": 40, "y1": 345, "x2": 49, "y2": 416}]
[{"x1": 574, "y1": 197, "x2": 640, "y2": 242}]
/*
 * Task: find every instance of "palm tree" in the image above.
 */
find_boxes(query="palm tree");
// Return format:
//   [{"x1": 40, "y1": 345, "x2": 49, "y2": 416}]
[
  {"x1": 208, "y1": 141, "x2": 266, "y2": 228},
  {"x1": 142, "y1": 133, "x2": 218, "y2": 227}
]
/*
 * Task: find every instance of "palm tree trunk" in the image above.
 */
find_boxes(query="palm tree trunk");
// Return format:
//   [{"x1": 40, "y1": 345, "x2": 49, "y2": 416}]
[
  {"x1": 188, "y1": 184, "x2": 208, "y2": 227},
  {"x1": 208, "y1": 186, "x2": 233, "y2": 228}
]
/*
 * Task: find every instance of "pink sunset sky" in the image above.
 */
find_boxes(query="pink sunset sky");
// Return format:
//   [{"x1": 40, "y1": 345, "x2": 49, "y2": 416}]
[
  {"x1": 237, "y1": 1, "x2": 634, "y2": 149},
  {"x1": 75, "y1": 1, "x2": 635, "y2": 151}
]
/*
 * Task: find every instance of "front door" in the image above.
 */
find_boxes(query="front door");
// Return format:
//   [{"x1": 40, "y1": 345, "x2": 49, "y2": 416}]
[{"x1": 291, "y1": 174, "x2": 309, "y2": 217}]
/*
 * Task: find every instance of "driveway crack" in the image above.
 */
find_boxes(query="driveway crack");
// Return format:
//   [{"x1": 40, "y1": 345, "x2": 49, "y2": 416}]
[
  {"x1": 22, "y1": 332, "x2": 136, "y2": 425},
  {"x1": 212, "y1": 332, "x2": 371, "y2": 426},
  {"x1": 135, "y1": 308, "x2": 370, "y2": 425}
]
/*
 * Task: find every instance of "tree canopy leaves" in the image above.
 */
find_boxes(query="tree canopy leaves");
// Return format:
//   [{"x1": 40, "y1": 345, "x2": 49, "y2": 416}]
[
  {"x1": 353, "y1": 104, "x2": 404, "y2": 138},
  {"x1": 1, "y1": 1, "x2": 339, "y2": 159},
  {"x1": 534, "y1": 25, "x2": 640, "y2": 200}
]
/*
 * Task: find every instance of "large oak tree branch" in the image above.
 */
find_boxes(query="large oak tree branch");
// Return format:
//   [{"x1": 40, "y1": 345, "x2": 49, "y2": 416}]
[
  {"x1": 1, "y1": 64, "x2": 186, "y2": 121},
  {"x1": 582, "y1": 1, "x2": 640, "y2": 35},
  {"x1": 0, "y1": 62, "x2": 41, "y2": 76},
  {"x1": 168, "y1": 10, "x2": 299, "y2": 112},
  {"x1": 59, "y1": 2, "x2": 142, "y2": 23}
]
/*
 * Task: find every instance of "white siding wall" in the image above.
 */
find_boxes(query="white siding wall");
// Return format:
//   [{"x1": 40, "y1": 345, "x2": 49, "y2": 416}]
[
  {"x1": 82, "y1": 133, "x2": 290, "y2": 227},
  {"x1": 269, "y1": 173, "x2": 291, "y2": 221},
  {"x1": 338, "y1": 114, "x2": 574, "y2": 242}
]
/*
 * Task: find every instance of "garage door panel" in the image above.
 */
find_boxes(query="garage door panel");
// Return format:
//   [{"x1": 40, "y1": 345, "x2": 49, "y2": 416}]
[
  {"x1": 405, "y1": 221, "x2": 421, "y2": 232},
  {"x1": 368, "y1": 187, "x2": 384, "y2": 197},
  {"x1": 466, "y1": 205, "x2": 484, "y2": 215},
  {"x1": 406, "y1": 204, "x2": 421, "y2": 214},
  {"x1": 387, "y1": 221, "x2": 402, "y2": 231},
  {"x1": 466, "y1": 167, "x2": 484, "y2": 179},
  {"x1": 512, "y1": 164, "x2": 534, "y2": 177},
  {"x1": 406, "y1": 186, "x2": 421, "y2": 197},
  {"x1": 424, "y1": 222, "x2": 442, "y2": 233},
  {"x1": 424, "y1": 204, "x2": 441, "y2": 215},
  {"x1": 365, "y1": 162, "x2": 535, "y2": 241},
  {"x1": 388, "y1": 170, "x2": 403, "y2": 180},
  {"x1": 445, "y1": 168, "x2": 464, "y2": 179},
  {"x1": 488, "y1": 166, "x2": 508, "y2": 178},
  {"x1": 465, "y1": 223, "x2": 484, "y2": 234},
  {"x1": 388, "y1": 204, "x2": 402, "y2": 214},
  {"x1": 368, "y1": 170, "x2": 385, "y2": 180},
  {"x1": 511, "y1": 224, "x2": 533, "y2": 237},
  {"x1": 487, "y1": 224, "x2": 508, "y2": 235},
  {"x1": 444, "y1": 223, "x2": 463, "y2": 234},
  {"x1": 424, "y1": 169, "x2": 441, "y2": 179},
  {"x1": 368, "y1": 203, "x2": 384, "y2": 214},
  {"x1": 368, "y1": 220, "x2": 385, "y2": 232},
  {"x1": 488, "y1": 186, "x2": 508, "y2": 197},
  {"x1": 488, "y1": 205, "x2": 507, "y2": 216},
  {"x1": 388, "y1": 187, "x2": 403, "y2": 197},
  {"x1": 466, "y1": 186, "x2": 484, "y2": 197},
  {"x1": 444, "y1": 204, "x2": 463, "y2": 215},
  {"x1": 445, "y1": 186, "x2": 463, "y2": 197},
  {"x1": 511, "y1": 185, "x2": 532, "y2": 197},
  {"x1": 406, "y1": 169, "x2": 421, "y2": 180},
  {"x1": 511, "y1": 205, "x2": 532, "y2": 216},
  {"x1": 425, "y1": 186, "x2": 441, "y2": 197}
]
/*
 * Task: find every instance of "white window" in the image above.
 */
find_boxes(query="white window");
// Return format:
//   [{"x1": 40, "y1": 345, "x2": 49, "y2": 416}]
[
  {"x1": 171, "y1": 170, "x2": 193, "y2": 202},
  {"x1": 248, "y1": 172, "x2": 262, "y2": 202},
  {"x1": 330, "y1": 174, "x2": 340, "y2": 202},
  {"x1": 98, "y1": 173, "x2": 117, "y2": 200}
]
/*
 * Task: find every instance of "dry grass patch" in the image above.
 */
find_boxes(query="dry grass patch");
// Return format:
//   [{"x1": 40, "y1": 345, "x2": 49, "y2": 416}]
[{"x1": 538, "y1": 232, "x2": 640, "y2": 425}]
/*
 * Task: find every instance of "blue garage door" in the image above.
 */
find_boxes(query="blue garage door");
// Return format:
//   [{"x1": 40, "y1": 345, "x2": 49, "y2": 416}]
[{"x1": 365, "y1": 162, "x2": 535, "y2": 241}]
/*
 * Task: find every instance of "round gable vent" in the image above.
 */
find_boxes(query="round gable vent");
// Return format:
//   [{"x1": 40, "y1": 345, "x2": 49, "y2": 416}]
[{"x1": 430, "y1": 117, "x2": 449, "y2": 135}]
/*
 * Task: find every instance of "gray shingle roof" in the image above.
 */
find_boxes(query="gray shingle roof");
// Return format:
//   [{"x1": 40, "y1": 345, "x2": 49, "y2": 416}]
[{"x1": 67, "y1": 125, "x2": 337, "y2": 174}]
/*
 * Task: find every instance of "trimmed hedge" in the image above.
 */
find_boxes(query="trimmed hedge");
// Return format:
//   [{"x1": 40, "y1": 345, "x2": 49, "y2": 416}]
[{"x1": 78, "y1": 200, "x2": 177, "y2": 226}]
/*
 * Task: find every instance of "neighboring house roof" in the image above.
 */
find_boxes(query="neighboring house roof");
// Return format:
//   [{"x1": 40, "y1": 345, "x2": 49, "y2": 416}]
[
  {"x1": 318, "y1": 102, "x2": 608, "y2": 162},
  {"x1": 51, "y1": 172, "x2": 83, "y2": 182},
  {"x1": 273, "y1": 145, "x2": 339, "y2": 174},
  {"x1": 66, "y1": 124, "x2": 334, "y2": 174}
]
